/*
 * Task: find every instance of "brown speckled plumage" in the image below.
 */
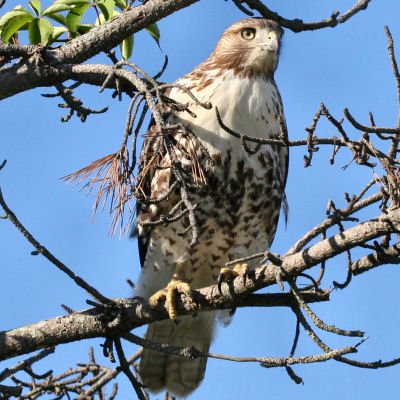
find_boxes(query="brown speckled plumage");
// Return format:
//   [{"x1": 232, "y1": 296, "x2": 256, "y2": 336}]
[{"x1": 135, "y1": 18, "x2": 288, "y2": 397}]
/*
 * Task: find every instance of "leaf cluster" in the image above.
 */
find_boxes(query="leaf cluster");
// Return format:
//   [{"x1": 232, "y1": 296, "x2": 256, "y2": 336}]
[{"x1": 0, "y1": 0, "x2": 160, "y2": 58}]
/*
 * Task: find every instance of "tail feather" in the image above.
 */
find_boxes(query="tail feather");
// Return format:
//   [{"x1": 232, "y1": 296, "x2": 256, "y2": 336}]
[{"x1": 140, "y1": 312, "x2": 215, "y2": 397}]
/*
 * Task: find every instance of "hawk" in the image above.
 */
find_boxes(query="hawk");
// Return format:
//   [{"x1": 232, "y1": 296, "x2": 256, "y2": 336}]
[{"x1": 135, "y1": 18, "x2": 288, "y2": 397}]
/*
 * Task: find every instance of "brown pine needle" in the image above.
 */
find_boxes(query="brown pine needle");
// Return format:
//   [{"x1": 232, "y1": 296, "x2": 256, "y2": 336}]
[{"x1": 62, "y1": 147, "x2": 133, "y2": 236}]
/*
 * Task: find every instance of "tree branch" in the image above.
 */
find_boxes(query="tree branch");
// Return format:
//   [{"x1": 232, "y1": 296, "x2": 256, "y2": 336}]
[
  {"x1": 0, "y1": 0, "x2": 200, "y2": 99},
  {"x1": 0, "y1": 187, "x2": 110, "y2": 304},
  {"x1": 2, "y1": 200, "x2": 399, "y2": 362},
  {"x1": 0, "y1": 290, "x2": 330, "y2": 362},
  {"x1": 351, "y1": 242, "x2": 400, "y2": 275},
  {"x1": 0, "y1": 0, "x2": 375, "y2": 100},
  {"x1": 242, "y1": 0, "x2": 371, "y2": 32}
]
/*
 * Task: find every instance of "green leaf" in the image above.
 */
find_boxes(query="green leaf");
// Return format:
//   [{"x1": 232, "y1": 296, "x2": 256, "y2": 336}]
[
  {"x1": 94, "y1": 10, "x2": 120, "y2": 26},
  {"x1": 54, "y1": 0, "x2": 90, "y2": 6},
  {"x1": 28, "y1": 18, "x2": 41, "y2": 44},
  {"x1": 49, "y1": 25, "x2": 68, "y2": 43},
  {"x1": 42, "y1": 4, "x2": 72, "y2": 17},
  {"x1": 0, "y1": 8, "x2": 32, "y2": 29},
  {"x1": 96, "y1": 0, "x2": 115, "y2": 21},
  {"x1": 145, "y1": 23, "x2": 160, "y2": 47},
  {"x1": 29, "y1": 0, "x2": 42, "y2": 16},
  {"x1": 44, "y1": 12, "x2": 67, "y2": 26},
  {"x1": 77, "y1": 23, "x2": 95, "y2": 34},
  {"x1": 96, "y1": 5, "x2": 109, "y2": 21},
  {"x1": 66, "y1": 3, "x2": 90, "y2": 34},
  {"x1": 28, "y1": 19, "x2": 40, "y2": 43},
  {"x1": 17, "y1": 21, "x2": 32, "y2": 31},
  {"x1": 37, "y1": 17, "x2": 53, "y2": 43},
  {"x1": 120, "y1": 34, "x2": 133, "y2": 60},
  {"x1": 28, "y1": 17, "x2": 53, "y2": 44},
  {"x1": 114, "y1": 0, "x2": 126, "y2": 11},
  {"x1": 0, "y1": 11, "x2": 35, "y2": 42}
]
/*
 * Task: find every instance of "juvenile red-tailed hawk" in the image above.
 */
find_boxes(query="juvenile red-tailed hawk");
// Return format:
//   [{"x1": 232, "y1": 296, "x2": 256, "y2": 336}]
[{"x1": 135, "y1": 18, "x2": 288, "y2": 397}]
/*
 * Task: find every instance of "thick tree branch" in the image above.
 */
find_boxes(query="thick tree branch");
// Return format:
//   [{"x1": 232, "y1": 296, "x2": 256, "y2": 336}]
[
  {"x1": 0, "y1": 0, "x2": 374, "y2": 100},
  {"x1": 0, "y1": 291, "x2": 330, "y2": 362},
  {"x1": 49, "y1": 0, "x2": 199, "y2": 66},
  {"x1": 351, "y1": 242, "x2": 400, "y2": 274},
  {"x1": 0, "y1": 40, "x2": 38, "y2": 57},
  {"x1": 222, "y1": 212, "x2": 400, "y2": 297},
  {"x1": 2, "y1": 201, "x2": 399, "y2": 362},
  {"x1": 287, "y1": 192, "x2": 383, "y2": 255},
  {"x1": 0, "y1": 0, "x2": 199, "y2": 99}
]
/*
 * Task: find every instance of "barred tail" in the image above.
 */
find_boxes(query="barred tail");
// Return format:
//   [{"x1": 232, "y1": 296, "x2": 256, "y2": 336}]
[{"x1": 139, "y1": 312, "x2": 215, "y2": 397}]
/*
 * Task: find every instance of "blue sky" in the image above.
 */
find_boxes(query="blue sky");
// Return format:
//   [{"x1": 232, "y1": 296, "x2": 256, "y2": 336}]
[{"x1": 1, "y1": 0, "x2": 400, "y2": 399}]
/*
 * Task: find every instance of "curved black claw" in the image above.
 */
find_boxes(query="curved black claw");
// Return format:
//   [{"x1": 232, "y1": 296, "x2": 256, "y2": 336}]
[
  {"x1": 217, "y1": 264, "x2": 249, "y2": 295},
  {"x1": 217, "y1": 274, "x2": 224, "y2": 295},
  {"x1": 217, "y1": 267, "x2": 234, "y2": 295}
]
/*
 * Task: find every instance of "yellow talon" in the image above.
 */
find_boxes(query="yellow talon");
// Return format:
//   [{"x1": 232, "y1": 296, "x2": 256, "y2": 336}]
[
  {"x1": 218, "y1": 263, "x2": 249, "y2": 294},
  {"x1": 149, "y1": 262, "x2": 192, "y2": 320}
]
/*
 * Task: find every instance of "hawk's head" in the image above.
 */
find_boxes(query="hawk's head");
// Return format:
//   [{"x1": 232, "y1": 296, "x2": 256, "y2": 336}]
[{"x1": 211, "y1": 18, "x2": 284, "y2": 79}]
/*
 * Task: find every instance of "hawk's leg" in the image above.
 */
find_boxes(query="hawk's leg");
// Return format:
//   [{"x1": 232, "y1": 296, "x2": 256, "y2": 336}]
[
  {"x1": 217, "y1": 263, "x2": 249, "y2": 294},
  {"x1": 149, "y1": 261, "x2": 193, "y2": 320}
]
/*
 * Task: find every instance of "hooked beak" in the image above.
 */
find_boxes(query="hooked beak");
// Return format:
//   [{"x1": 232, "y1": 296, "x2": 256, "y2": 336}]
[
  {"x1": 260, "y1": 31, "x2": 279, "y2": 52},
  {"x1": 267, "y1": 36, "x2": 279, "y2": 52}
]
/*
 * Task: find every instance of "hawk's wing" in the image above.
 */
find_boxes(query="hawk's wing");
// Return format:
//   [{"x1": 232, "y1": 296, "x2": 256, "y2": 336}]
[{"x1": 134, "y1": 109, "x2": 216, "y2": 397}]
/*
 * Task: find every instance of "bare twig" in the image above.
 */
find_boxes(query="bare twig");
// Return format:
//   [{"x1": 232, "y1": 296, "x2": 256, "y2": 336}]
[
  {"x1": 232, "y1": 0, "x2": 254, "y2": 16},
  {"x1": 0, "y1": 348, "x2": 55, "y2": 381},
  {"x1": 344, "y1": 108, "x2": 400, "y2": 135},
  {"x1": 290, "y1": 282, "x2": 364, "y2": 337},
  {"x1": 0, "y1": 187, "x2": 109, "y2": 304},
  {"x1": 242, "y1": 0, "x2": 371, "y2": 32},
  {"x1": 114, "y1": 339, "x2": 146, "y2": 400},
  {"x1": 286, "y1": 192, "x2": 383, "y2": 255},
  {"x1": 54, "y1": 83, "x2": 108, "y2": 122},
  {"x1": 124, "y1": 331, "x2": 358, "y2": 367}
]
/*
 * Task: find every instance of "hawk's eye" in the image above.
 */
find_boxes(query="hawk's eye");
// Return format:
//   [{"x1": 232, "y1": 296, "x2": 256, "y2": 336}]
[{"x1": 241, "y1": 28, "x2": 256, "y2": 40}]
